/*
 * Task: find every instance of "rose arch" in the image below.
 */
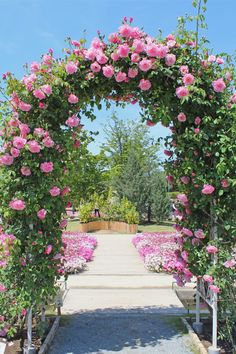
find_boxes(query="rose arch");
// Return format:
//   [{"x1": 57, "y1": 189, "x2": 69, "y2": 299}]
[{"x1": 0, "y1": 15, "x2": 236, "y2": 346}]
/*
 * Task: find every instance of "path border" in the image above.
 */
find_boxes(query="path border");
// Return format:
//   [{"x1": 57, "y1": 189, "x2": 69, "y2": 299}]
[
  {"x1": 38, "y1": 316, "x2": 60, "y2": 354},
  {"x1": 181, "y1": 317, "x2": 208, "y2": 354}
]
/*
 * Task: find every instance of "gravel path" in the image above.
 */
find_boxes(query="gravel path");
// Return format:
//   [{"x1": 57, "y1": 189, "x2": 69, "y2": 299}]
[{"x1": 49, "y1": 311, "x2": 193, "y2": 354}]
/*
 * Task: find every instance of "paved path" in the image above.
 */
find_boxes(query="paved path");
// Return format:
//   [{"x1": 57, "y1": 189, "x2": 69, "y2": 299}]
[{"x1": 49, "y1": 233, "x2": 194, "y2": 354}]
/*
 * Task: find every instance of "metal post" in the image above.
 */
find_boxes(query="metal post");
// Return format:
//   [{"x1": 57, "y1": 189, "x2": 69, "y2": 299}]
[
  {"x1": 193, "y1": 278, "x2": 203, "y2": 334},
  {"x1": 23, "y1": 308, "x2": 36, "y2": 354}
]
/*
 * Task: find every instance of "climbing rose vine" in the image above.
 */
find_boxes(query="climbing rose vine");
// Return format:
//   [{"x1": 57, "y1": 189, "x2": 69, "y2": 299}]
[{"x1": 0, "y1": 15, "x2": 235, "y2": 341}]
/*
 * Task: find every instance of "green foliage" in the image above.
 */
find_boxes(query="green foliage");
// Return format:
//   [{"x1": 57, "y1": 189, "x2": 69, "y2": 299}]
[
  {"x1": 151, "y1": 173, "x2": 171, "y2": 223},
  {"x1": 78, "y1": 202, "x2": 93, "y2": 223}
]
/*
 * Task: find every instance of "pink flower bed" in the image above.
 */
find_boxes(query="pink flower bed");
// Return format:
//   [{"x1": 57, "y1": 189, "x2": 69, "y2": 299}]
[
  {"x1": 62, "y1": 232, "x2": 97, "y2": 273},
  {"x1": 132, "y1": 232, "x2": 179, "y2": 273}
]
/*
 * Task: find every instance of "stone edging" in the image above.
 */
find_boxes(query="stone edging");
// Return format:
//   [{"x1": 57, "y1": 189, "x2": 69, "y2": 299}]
[
  {"x1": 181, "y1": 317, "x2": 208, "y2": 354},
  {"x1": 0, "y1": 339, "x2": 6, "y2": 354},
  {"x1": 38, "y1": 316, "x2": 60, "y2": 354}
]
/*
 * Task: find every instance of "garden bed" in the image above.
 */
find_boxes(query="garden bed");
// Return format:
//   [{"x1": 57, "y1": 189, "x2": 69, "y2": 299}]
[
  {"x1": 77, "y1": 220, "x2": 137, "y2": 234},
  {"x1": 62, "y1": 232, "x2": 97, "y2": 273}
]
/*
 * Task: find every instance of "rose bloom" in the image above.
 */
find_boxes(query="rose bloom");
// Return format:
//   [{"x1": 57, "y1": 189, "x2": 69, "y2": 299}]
[
  {"x1": 49, "y1": 186, "x2": 61, "y2": 197},
  {"x1": 59, "y1": 219, "x2": 68, "y2": 229},
  {"x1": 65, "y1": 115, "x2": 80, "y2": 128},
  {"x1": 224, "y1": 259, "x2": 236, "y2": 268},
  {"x1": 146, "y1": 120, "x2": 156, "y2": 127},
  {"x1": 33, "y1": 89, "x2": 46, "y2": 100},
  {"x1": 45, "y1": 244, "x2": 53, "y2": 255},
  {"x1": 194, "y1": 116, "x2": 201, "y2": 125},
  {"x1": 177, "y1": 193, "x2": 188, "y2": 205},
  {"x1": 37, "y1": 209, "x2": 47, "y2": 220},
  {"x1": 176, "y1": 86, "x2": 189, "y2": 98},
  {"x1": 102, "y1": 65, "x2": 114, "y2": 78},
  {"x1": 194, "y1": 128, "x2": 200, "y2": 134},
  {"x1": 138, "y1": 59, "x2": 152, "y2": 72},
  {"x1": 203, "y1": 275, "x2": 213, "y2": 283},
  {"x1": 182, "y1": 73, "x2": 195, "y2": 85},
  {"x1": 68, "y1": 94, "x2": 78, "y2": 104},
  {"x1": 115, "y1": 72, "x2": 127, "y2": 82},
  {"x1": 61, "y1": 186, "x2": 70, "y2": 196},
  {"x1": 21, "y1": 166, "x2": 31, "y2": 176},
  {"x1": 138, "y1": 79, "x2": 151, "y2": 91},
  {"x1": 111, "y1": 52, "x2": 120, "y2": 61},
  {"x1": 117, "y1": 44, "x2": 130, "y2": 58},
  {"x1": 18, "y1": 101, "x2": 32, "y2": 112},
  {"x1": 202, "y1": 184, "x2": 215, "y2": 195},
  {"x1": 182, "y1": 228, "x2": 193, "y2": 237},
  {"x1": 180, "y1": 176, "x2": 190, "y2": 184},
  {"x1": 13, "y1": 136, "x2": 27, "y2": 150},
  {"x1": 9, "y1": 199, "x2": 26, "y2": 211},
  {"x1": 30, "y1": 61, "x2": 40, "y2": 73},
  {"x1": 0, "y1": 283, "x2": 7, "y2": 292},
  {"x1": 65, "y1": 61, "x2": 78, "y2": 74},
  {"x1": 128, "y1": 68, "x2": 138, "y2": 78},
  {"x1": 209, "y1": 285, "x2": 220, "y2": 294},
  {"x1": 212, "y1": 78, "x2": 226, "y2": 93},
  {"x1": 179, "y1": 65, "x2": 189, "y2": 75},
  {"x1": 177, "y1": 112, "x2": 186, "y2": 122},
  {"x1": 166, "y1": 175, "x2": 174, "y2": 184},
  {"x1": 42, "y1": 136, "x2": 54, "y2": 148},
  {"x1": 40, "y1": 162, "x2": 54, "y2": 173},
  {"x1": 194, "y1": 229, "x2": 205, "y2": 239},
  {"x1": 206, "y1": 245, "x2": 218, "y2": 254},
  {"x1": 164, "y1": 150, "x2": 173, "y2": 157},
  {"x1": 90, "y1": 62, "x2": 101, "y2": 73},
  {"x1": 19, "y1": 123, "x2": 30, "y2": 136},
  {"x1": 131, "y1": 53, "x2": 140, "y2": 62},
  {"x1": 0, "y1": 154, "x2": 14, "y2": 166},
  {"x1": 41, "y1": 84, "x2": 52, "y2": 96},
  {"x1": 221, "y1": 179, "x2": 229, "y2": 188},
  {"x1": 165, "y1": 54, "x2": 176, "y2": 66},
  {"x1": 34, "y1": 127, "x2": 45, "y2": 137},
  {"x1": 10, "y1": 148, "x2": 20, "y2": 158},
  {"x1": 119, "y1": 24, "x2": 132, "y2": 37},
  {"x1": 28, "y1": 140, "x2": 41, "y2": 153},
  {"x1": 96, "y1": 54, "x2": 108, "y2": 65},
  {"x1": 231, "y1": 93, "x2": 236, "y2": 104},
  {"x1": 133, "y1": 39, "x2": 145, "y2": 53}
]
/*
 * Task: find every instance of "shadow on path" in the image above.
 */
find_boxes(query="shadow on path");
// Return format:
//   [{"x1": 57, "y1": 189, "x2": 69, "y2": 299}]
[{"x1": 49, "y1": 306, "x2": 193, "y2": 354}]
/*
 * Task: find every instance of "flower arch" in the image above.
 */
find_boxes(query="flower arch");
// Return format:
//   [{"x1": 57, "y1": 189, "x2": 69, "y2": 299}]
[{"x1": 0, "y1": 15, "x2": 236, "y2": 342}]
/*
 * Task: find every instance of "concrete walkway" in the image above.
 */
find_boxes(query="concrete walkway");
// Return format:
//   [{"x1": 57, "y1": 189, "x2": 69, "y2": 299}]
[{"x1": 49, "y1": 233, "x2": 194, "y2": 354}]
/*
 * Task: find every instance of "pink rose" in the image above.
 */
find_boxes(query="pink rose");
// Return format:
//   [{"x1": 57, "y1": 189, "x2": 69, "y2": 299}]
[
  {"x1": 164, "y1": 150, "x2": 173, "y2": 157},
  {"x1": 65, "y1": 115, "x2": 80, "y2": 128},
  {"x1": 108, "y1": 32, "x2": 121, "y2": 44},
  {"x1": 216, "y1": 57, "x2": 224, "y2": 65},
  {"x1": 165, "y1": 54, "x2": 176, "y2": 66},
  {"x1": 194, "y1": 116, "x2": 201, "y2": 125},
  {"x1": 177, "y1": 112, "x2": 186, "y2": 122},
  {"x1": 42, "y1": 136, "x2": 54, "y2": 148},
  {"x1": 30, "y1": 62, "x2": 40, "y2": 73},
  {"x1": 96, "y1": 54, "x2": 108, "y2": 65},
  {"x1": 40, "y1": 162, "x2": 54, "y2": 173},
  {"x1": 0, "y1": 283, "x2": 7, "y2": 292},
  {"x1": 18, "y1": 101, "x2": 32, "y2": 112},
  {"x1": 203, "y1": 275, "x2": 213, "y2": 283},
  {"x1": 34, "y1": 128, "x2": 45, "y2": 137},
  {"x1": 230, "y1": 93, "x2": 236, "y2": 104},
  {"x1": 19, "y1": 123, "x2": 30, "y2": 136},
  {"x1": 37, "y1": 209, "x2": 47, "y2": 220},
  {"x1": 28, "y1": 140, "x2": 41, "y2": 153},
  {"x1": 166, "y1": 175, "x2": 174, "y2": 184},
  {"x1": 117, "y1": 44, "x2": 130, "y2": 58},
  {"x1": 61, "y1": 186, "x2": 70, "y2": 196},
  {"x1": 65, "y1": 61, "x2": 78, "y2": 74},
  {"x1": 10, "y1": 148, "x2": 20, "y2": 158},
  {"x1": 128, "y1": 68, "x2": 138, "y2": 78},
  {"x1": 131, "y1": 53, "x2": 140, "y2": 62},
  {"x1": 111, "y1": 52, "x2": 120, "y2": 61},
  {"x1": 183, "y1": 73, "x2": 195, "y2": 85},
  {"x1": 138, "y1": 59, "x2": 152, "y2": 72},
  {"x1": 209, "y1": 285, "x2": 220, "y2": 293},
  {"x1": 202, "y1": 184, "x2": 215, "y2": 195},
  {"x1": 179, "y1": 65, "x2": 189, "y2": 75},
  {"x1": 176, "y1": 86, "x2": 189, "y2": 98},
  {"x1": 206, "y1": 245, "x2": 218, "y2": 254},
  {"x1": 182, "y1": 228, "x2": 193, "y2": 237},
  {"x1": 90, "y1": 62, "x2": 101, "y2": 73},
  {"x1": 212, "y1": 78, "x2": 226, "y2": 93},
  {"x1": 115, "y1": 72, "x2": 127, "y2": 82},
  {"x1": 221, "y1": 179, "x2": 229, "y2": 188},
  {"x1": 194, "y1": 128, "x2": 200, "y2": 134},
  {"x1": 177, "y1": 193, "x2": 188, "y2": 205},
  {"x1": 59, "y1": 219, "x2": 68, "y2": 229},
  {"x1": 138, "y1": 79, "x2": 151, "y2": 91},
  {"x1": 49, "y1": 186, "x2": 61, "y2": 197},
  {"x1": 21, "y1": 166, "x2": 31, "y2": 176},
  {"x1": 133, "y1": 39, "x2": 145, "y2": 53},
  {"x1": 33, "y1": 89, "x2": 46, "y2": 100},
  {"x1": 68, "y1": 94, "x2": 79, "y2": 104},
  {"x1": 180, "y1": 176, "x2": 190, "y2": 184},
  {"x1": 45, "y1": 244, "x2": 52, "y2": 255},
  {"x1": 41, "y1": 84, "x2": 52, "y2": 95},
  {"x1": 9, "y1": 199, "x2": 26, "y2": 211},
  {"x1": 194, "y1": 229, "x2": 205, "y2": 239},
  {"x1": 146, "y1": 120, "x2": 156, "y2": 127},
  {"x1": 13, "y1": 137, "x2": 27, "y2": 150},
  {"x1": 0, "y1": 154, "x2": 14, "y2": 166},
  {"x1": 119, "y1": 24, "x2": 132, "y2": 37},
  {"x1": 223, "y1": 259, "x2": 236, "y2": 268},
  {"x1": 208, "y1": 55, "x2": 216, "y2": 62},
  {"x1": 102, "y1": 65, "x2": 114, "y2": 78},
  {"x1": 85, "y1": 48, "x2": 96, "y2": 61}
]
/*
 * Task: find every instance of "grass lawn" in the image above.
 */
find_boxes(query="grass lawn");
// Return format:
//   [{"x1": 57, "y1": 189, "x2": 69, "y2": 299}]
[{"x1": 66, "y1": 220, "x2": 174, "y2": 233}]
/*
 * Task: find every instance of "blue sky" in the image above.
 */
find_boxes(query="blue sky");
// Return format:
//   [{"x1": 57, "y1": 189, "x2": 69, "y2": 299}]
[{"x1": 0, "y1": 0, "x2": 235, "y2": 154}]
